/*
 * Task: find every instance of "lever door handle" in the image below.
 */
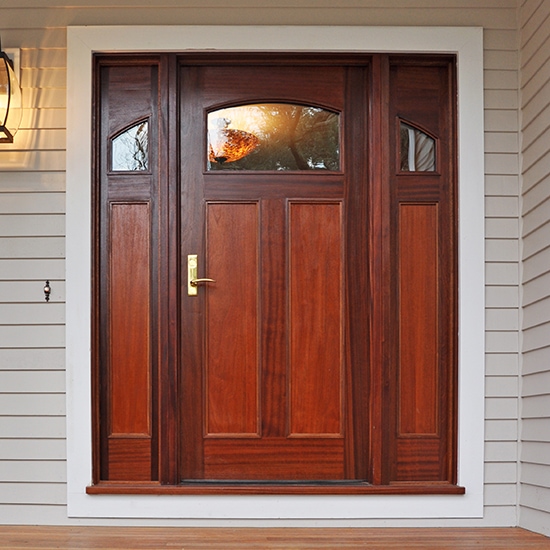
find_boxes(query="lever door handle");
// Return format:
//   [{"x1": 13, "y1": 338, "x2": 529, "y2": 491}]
[
  {"x1": 187, "y1": 254, "x2": 215, "y2": 296},
  {"x1": 190, "y1": 278, "x2": 216, "y2": 287}
]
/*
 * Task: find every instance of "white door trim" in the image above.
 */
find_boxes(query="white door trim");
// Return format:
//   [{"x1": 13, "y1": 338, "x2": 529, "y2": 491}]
[{"x1": 66, "y1": 25, "x2": 485, "y2": 522}]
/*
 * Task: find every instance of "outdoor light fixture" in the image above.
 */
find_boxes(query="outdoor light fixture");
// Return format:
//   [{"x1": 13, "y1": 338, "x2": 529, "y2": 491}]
[{"x1": 0, "y1": 37, "x2": 22, "y2": 143}]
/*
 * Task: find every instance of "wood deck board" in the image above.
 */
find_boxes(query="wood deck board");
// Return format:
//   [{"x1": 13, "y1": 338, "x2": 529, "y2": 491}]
[{"x1": 0, "y1": 527, "x2": 549, "y2": 549}]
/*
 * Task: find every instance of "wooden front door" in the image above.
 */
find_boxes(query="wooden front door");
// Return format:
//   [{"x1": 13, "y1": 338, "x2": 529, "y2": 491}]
[
  {"x1": 93, "y1": 53, "x2": 459, "y2": 492},
  {"x1": 179, "y1": 59, "x2": 368, "y2": 481}
]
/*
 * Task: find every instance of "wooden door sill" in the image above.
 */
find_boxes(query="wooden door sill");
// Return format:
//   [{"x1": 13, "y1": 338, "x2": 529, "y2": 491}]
[{"x1": 87, "y1": 481, "x2": 465, "y2": 495}]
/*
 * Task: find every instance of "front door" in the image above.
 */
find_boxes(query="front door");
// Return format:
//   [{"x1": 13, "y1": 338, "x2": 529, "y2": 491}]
[
  {"x1": 179, "y1": 59, "x2": 369, "y2": 481},
  {"x1": 93, "y1": 53, "x2": 458, "y2": 491}
]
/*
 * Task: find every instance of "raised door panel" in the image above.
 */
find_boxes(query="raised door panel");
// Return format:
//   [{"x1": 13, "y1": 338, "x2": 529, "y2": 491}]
[
  {"x1": 289, "y1": 201, "x2": 344, "y2": 437},
  {"x1": 205, "y1": 202, "x2": 260, "y2": 437}
]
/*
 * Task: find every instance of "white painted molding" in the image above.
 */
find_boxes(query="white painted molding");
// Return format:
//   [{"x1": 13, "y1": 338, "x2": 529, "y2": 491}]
[{"x1": 66, "y1": 25, "x2": 485, "y2": 522}]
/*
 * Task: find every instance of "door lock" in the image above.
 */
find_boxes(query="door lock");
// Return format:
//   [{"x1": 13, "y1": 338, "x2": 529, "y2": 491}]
[{"x1": 187, "y1": 254, "x2": 216, "y2": 296}]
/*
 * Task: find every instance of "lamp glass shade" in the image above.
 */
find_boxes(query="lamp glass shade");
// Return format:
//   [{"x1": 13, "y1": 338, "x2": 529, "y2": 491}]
[{"x1": 0, "y1": 53, "x2": 22, "y2": 143}]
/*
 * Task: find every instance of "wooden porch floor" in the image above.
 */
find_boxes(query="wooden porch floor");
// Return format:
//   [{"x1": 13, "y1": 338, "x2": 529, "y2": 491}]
[{"x1": 0, "y1": 526, "x2": 549, "y2": 549}]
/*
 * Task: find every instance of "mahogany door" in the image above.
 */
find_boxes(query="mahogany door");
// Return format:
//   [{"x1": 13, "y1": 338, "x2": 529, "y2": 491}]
[
  {"x1": 93, "y1": 54, "x2": 458, "y2": 491},
  {"x1": 179, "y1": 59, "x2": 369, "y2": 481}
]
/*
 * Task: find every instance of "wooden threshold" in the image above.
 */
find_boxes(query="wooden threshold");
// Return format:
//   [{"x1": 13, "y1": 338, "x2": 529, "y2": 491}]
[
  {"x1": 86, "y1": 480, "x2": 465, "y2": 495},
  {"x1": 0, "y1": 526, "x2": 549, "y2": 549}
]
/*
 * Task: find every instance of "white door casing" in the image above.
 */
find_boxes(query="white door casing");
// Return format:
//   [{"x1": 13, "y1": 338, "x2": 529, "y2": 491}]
[{"x1": 66, "y1": 25, "x2": 485, "y2": 521}]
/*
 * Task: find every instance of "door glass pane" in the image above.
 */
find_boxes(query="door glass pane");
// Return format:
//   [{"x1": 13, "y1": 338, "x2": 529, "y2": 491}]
[
  {"x1": 400, "y1": 122, "x2": 435, "y2": 172},
  {"x1": 111, "y1": 120, "x2": 149, "y2": 171},
  {"x1": 207, "y1": 104, "x2": 340, "y2": 171}
]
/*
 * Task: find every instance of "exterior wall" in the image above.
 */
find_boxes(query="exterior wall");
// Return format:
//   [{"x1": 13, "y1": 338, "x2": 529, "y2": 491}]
[
  {"x1": 519, "y1": 0, "x2": 550, "y2": 537},
  {"x1": 0, "y1": 0, "x2": 522, "y2": 528}
]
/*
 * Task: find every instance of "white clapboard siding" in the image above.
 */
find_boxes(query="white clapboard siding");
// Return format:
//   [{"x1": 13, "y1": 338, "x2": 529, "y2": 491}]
[
  {"x1": 0, "y1": 416, "x2": 65, "y2": 438},
  {"x1": 20, "y1": 68, "x2": 66, "y2": 90},
  {"x1": 22, "y1": 48, "x2": 66, "y2": 68},
  {"x1": 486, "y1": 441, "x2": 517, "y2": 462},
  {"x1": 485, "y1": 397, "x2": 518, "y2": 420},
  {"x1": 523, "y1": 270, "x2": 550, "y2": 309},
  {"x1": 0, "y1": 151, "x2": 66, "y2": 171},
  {"x1": 519, "y1": 0, "x2": 550, "y2": 536},
  {"x1": 485, "y1": 462, "x2": 518, "y2": 484},
  {"x1": 0, "y1": 214, "x2": 65, "y2": 236},
  {"x1": 0, "y1": 394, "x2": 65, "y2": 416},
  {"x1": 0, "y1": 130, "x2": 66, "y2": 152},
  {"x1": 0, "y1": 259, "x2": 65, "y2": 280},
  {"x1": 0, "y1": 16, "x2": 70, "y2": 520},
  {"x1": 0, "y1": 348, "x2": 64, "y2": 371},
  {"x1": 0, "y1": 193, "x2": 65, "y2": 214},
  {"x1": 0, "y1": 461, "x2": 65, "y2": 483},
  {"x1": 0, "y1": 5, "x2": 520, "y2": 28},
  {"x1": 0, "y1": 325, "x2": 65, "y2": 348},
  {"x1": 522, "y1": 442, "x2": 550, "y2": 465},
  {"x1": 0, "y1": 303, "x2": 65, "y2": 324},
  {"x1": 486, "y1": 308, "x2": 519, "y2": 331},
  {"x1": 486, "y1": 217, "x2": 519, "y2": 239},
  {"x1": 19, "y1": 109, "x2": 66, "y2": 130},
  {"x1": 485, "y1": 174, "x2": 519, "y2": 196},
  {"x1": 522, "y1": 248, "x2": 550, "y2": 284},
  {"x1": 0, "y1": 281, "x2": 65, "y2": 303},
  {"x1": 485, "y1": 130, "x2": 518, "y2": 153},
  {"x1": 0, "y1": 370, "x2": 65, "y2": 392},
  {"x1": 486, "y1": 353, "x2": 518, "y2": 377},
  {"x1": 522, "y1": 195, "x2": 550, "y2": 235},
  {"x1": 0, "y1": 482, "x2": 66, "y2": 505},
  {"x1": 523, "y1": 297, "x2": 550, "y2": 330},
  {"x1": 0, "y1": 172, "x2": 65, "y2": 192},
  {"x1": 485, "y1": 263, "x2": 519, "y2": 287},
  {"x1": 523, "y1": 347, "x2": 550, "y2": 379},
  {"x1": 0, "y1": 237, "x2": 65, "y2": 259},
  {"x1": 0, "y1": 505, "x2": 69, "y2": 525},
  {"x1": 0, "y1": 440, "x2": 66, "y2": 461},
  {"x1": 0, "y1": 0, "x2": 525, "y2": 528}
]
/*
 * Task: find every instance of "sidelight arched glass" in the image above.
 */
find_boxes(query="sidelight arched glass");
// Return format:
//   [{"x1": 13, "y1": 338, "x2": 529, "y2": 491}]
[
  {"x1": 111, "y1": 120, "x2": 149, "y2": 172},
  {"x1": 399, "y1": 121, "x2": 436, "y2": 172}
]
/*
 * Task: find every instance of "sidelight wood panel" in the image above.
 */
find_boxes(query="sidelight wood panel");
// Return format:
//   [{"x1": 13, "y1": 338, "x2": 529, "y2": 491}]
[
  {"x1": 205, "y1": 202, "x2": 260, "y2": 436},
  {"x1": 93, "y1": 57, "x2": 167, "y2": 484},
  {"x1": 388, "y1": 56, "x2": 457, "y2": 485},
  {"x1": 398, "y1": 203, "x2": 439, "y2": 436},
  {"x1": 107, "y1": 438, "x2": 152, "y2": 481},
  {"x1": 288, "y1": 201, "x2": 343, "y2": 437},
  {"x1": 109, "y1": 202, "x2": 152, "y2": 437}
]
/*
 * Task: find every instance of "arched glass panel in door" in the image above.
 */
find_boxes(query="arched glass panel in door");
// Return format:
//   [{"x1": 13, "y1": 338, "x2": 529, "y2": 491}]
[{"x1": 207, "y1": 103, "x2": 340, "y2": 171}]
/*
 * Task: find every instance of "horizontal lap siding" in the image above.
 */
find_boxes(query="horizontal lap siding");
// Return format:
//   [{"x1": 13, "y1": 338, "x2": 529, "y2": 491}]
[
  {"x1": 519, "y1": 0, "x2": 550, "y2": 537},
  {"x1": 0, "y1": 37, "x2": 67, "y2": 520},
  {"x1": 0, "y1": 0, "x2": 521, "y2": 527}
]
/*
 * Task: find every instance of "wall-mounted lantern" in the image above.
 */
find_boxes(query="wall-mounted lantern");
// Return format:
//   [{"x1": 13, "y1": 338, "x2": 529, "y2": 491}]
[{"x1": 0, "y1": 37, "x2": 22, "y2": 143}]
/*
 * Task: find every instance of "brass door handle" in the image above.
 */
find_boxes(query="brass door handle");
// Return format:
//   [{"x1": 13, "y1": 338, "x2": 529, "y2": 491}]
[
  {"x1": 190, "y1": 278, "x2": 216, "y2": 286},
  {"x1": 187, "y1": 254, "x2": 215, "y2": 296}
]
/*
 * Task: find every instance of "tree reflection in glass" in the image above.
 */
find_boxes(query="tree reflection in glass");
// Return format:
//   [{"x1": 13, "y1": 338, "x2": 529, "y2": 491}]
[
  {"x1": 207, "y1": 104, "x2": 340, "y2": 171},
  {"x1": 111, "y1": 120, "x2": 149, "y2": 172}
]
